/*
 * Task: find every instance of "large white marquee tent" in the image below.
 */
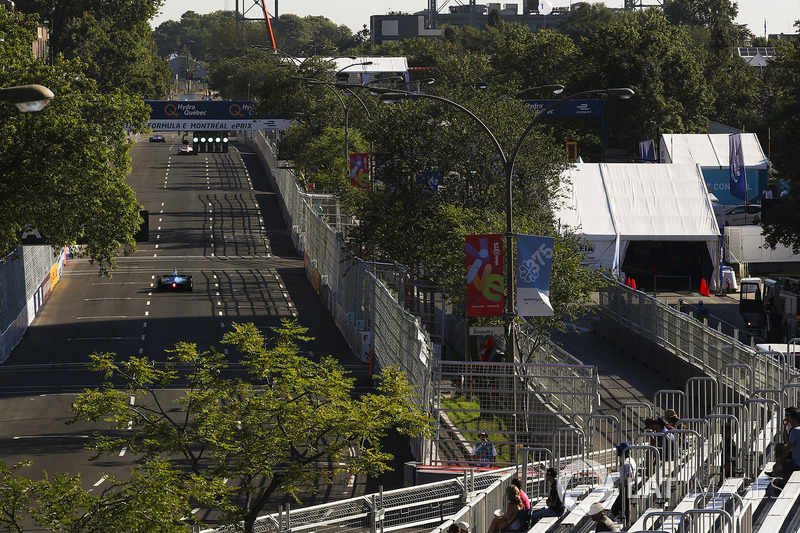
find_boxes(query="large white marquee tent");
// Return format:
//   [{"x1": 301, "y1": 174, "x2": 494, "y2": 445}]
[{"x1": 556, "y1": 163, "x2": 722, "y2": 286}]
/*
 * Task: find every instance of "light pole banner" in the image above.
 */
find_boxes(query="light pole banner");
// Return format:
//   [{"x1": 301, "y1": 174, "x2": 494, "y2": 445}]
[
  {"x1": 516, "y1": 235, "x2": 555, "y2": 316},
  {"x1": 466, "y1": 234, "x2": 504, "y2": 317},
  {"x1": 350, "y1": 153, "x2": 370, "y2": 189}
]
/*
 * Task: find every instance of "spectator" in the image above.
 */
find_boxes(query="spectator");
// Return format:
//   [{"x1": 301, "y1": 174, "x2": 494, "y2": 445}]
[
  {"x1": 529, "y1": 467, "x2": 565, "y2": 526},
  {"x1": 588, "y1": 502, "x2": 619, "y2": 532},
  {"x1": 677, "y1": 299, "x2": 687, "y2": 313},
  {"x1": 693, "y1": 300, "x2": 709, "y2": 322},
  {"x1": 487, "y1": 485, "x2": 525, "y2": 533},
  {"x1": 471, "y1": 430, "x2": 497, "y2": 467},
  {"x1": 456, "y1": 521, "x2": 470, "y2": 533},
  {"x1": 769, "y1": 408, "x2": 800, "y2": 479},
  {"x1": 663, "y1": 409, "x2": 687, "y2": 431},
  {"x1": 763, "y1": 187, "x2": 773, "y2": 199},
  {"x1": 645, "y1": 417, "x2": 678, "y2": 459},
  {"x1": 781, "y1": 187, "x2": 789, "y2": 199},
  {"x1": 510, "y1": 477, "x2": 531, "y2": 510},
  {"x1": 610, "y1": 442, "x2": 636, "y2": 520},
  {"x1": 448, "y1": 524, "x2": 460, "y2": 533}
]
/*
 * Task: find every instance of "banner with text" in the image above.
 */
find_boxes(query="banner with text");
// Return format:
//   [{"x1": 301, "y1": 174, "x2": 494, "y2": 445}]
[
  {"x1": 466, "y1": 234, "x2": 504, "y2": 317},
  {"x1": 349, "y1": 153, "x2": 370, "y2": 189},
  {"x1": 516, "y1": 235, "x2": 555, "y2": 316},
  {"x1": 729, "y1": 132, "x2": 747, "y2": 201},
  {"x1": 146, "y1": 118, "x2": 293, "y2": 131}
]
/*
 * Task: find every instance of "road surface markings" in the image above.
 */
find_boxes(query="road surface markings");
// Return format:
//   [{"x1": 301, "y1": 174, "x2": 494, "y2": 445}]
[
  {"x1": 76, "y1": 316, "x2": 128, "y2": 320},
  {"x1": 119, "y1": 445, "x2": 128, "y2": 456},
  {"x1": 14, "y1": 434, "x2": 89, "y2": 439},
  {"x1": 93, "y1": 476, "x2": 107, "y2": 487}
]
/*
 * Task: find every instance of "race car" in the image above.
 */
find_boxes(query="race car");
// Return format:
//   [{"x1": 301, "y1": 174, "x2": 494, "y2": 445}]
[
  {"x1": 178, "y1": 144, "x2": 194, "y2": 155},
  {"x1": 156, "y1": 269, "x2": 193, "y2": 292},
  {"x1": 149, "y1": 134, "x2": 166, "y2": 143}
]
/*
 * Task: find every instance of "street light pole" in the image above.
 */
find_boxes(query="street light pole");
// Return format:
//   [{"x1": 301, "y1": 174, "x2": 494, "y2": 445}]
[{"x1": 377, "y1": 86, "x2": 634, "y2": 363}]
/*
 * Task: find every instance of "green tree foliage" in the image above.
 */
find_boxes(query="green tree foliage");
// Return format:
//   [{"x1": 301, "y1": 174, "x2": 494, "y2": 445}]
[
  {"x1": 0, "y1": 9, "x2": 150, "y2": 273},
  {"x1": 575, "y1": 8, "x2": 713, "y2": 147},
  {"x1": 15, "y1": 0, "x2": 170, "y2": 97},
  {"x1": 558, "y1": 2, "x2": 618, "y2": 43},
  {"x1": 69, "y1": 320, "x2": 430, "y2": 533},
  {"x1": 356, "y1": 88, "x2": 605, "y2": 332}
]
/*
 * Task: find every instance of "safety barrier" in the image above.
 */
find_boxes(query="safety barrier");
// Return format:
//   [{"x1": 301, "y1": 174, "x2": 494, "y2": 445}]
[{"x1": 239, "y1": 132, "x2": 435, "y2": 462}]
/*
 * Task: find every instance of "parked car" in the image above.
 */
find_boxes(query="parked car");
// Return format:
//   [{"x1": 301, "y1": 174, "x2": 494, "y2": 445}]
[{"x1": 720, "y1": 204, "x2": 761, "y2": 226}]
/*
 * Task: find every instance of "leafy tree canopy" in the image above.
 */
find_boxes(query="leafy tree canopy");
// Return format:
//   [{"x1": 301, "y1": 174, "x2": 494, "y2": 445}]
[
  {"x1": 0, "y1": 9, "x2": 149, "y2": 273},
  {"x1": 68, "y1": 320, "x2": 430, "y2": 533},
  {"x1": 15, "y1": 0, "x2": 170, "y2": 97}
]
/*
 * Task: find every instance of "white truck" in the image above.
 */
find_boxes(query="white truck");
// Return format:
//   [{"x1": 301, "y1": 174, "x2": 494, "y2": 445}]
[{"x1": 725, "y1": 225, "x2": 800, "y2": 268}]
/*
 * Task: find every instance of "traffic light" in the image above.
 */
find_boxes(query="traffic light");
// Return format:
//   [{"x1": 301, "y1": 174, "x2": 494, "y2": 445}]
[
  {"x1": 222, "y1": 132, "x2": 229, "y2": 152},
  {"x1": 566, "y1": 141, "x2": 578, "y2": 162},
  {"x1": 192, "y1": 134, "x2": 199, "y2": 152}
]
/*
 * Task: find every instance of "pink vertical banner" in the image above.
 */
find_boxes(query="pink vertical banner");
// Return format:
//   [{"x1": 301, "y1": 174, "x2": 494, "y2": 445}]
[
  {"x1": 350, "y1": 153, "x2": 370, "y2": 190},
  {"x1": 466, "y1": 234, "x2": 504, "y2": 317}
]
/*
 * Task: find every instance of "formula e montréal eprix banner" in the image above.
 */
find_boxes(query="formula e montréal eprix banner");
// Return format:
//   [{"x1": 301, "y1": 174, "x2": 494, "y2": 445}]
[
  {"x1": 516, "y1": 235, "x2": 555, "y2": 316},
  {"x1": 466, "y1": 234, "x2": 504, "y2": 317}
]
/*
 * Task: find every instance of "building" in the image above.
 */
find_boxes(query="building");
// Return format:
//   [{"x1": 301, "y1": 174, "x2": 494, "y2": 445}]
[{"x1": 370, "y1": 3, "x2": 571, "y2": 45}]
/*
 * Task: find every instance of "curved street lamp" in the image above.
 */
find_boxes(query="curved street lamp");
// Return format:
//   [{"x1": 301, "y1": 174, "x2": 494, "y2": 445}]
[
  {"x1": 377, "y1": 86, "x2": 634, "y2": 362},
  {"x1": 0, "y1": 84, "x2": 54, "y2": 112},
  {"x1": 291, "y1": 77, "x2": 373, "y2": 186}
]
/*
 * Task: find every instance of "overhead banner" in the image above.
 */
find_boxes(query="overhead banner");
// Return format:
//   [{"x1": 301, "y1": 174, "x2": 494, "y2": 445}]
[
  {"x1": 146, "y1": 100, "x2": 253, "y2": 120},
  {"x1": 516, "y1": 235, "x2": 555, "y2": 316},
  {"x1": 729, "y1": 132, "x2": 748, "y2": 201},
  {"x1": 146, "y1": 119, "x2": 293, "y2": 131},
  {"x1": 350, "y1": 153, "x2": 370, "y2": 189},
  {"x1": 523, "y1": 99, "x2": 608, "y2": 118},
  {"x1": 466, "y1": 234, "x2": 504, "y2": 317}
]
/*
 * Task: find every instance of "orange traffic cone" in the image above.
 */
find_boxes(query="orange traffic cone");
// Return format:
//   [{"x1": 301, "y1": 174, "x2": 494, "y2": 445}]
[
  {"x1": 699, "y1": 278, "x2": 710, "y2": 297},
  {"x1": 631, "y1": 278, "x2": 637, "y2": 290}
]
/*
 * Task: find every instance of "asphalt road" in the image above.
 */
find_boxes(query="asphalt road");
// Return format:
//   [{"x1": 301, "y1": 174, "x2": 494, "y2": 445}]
[{"x1": 0, "y1": 133, "x2": 381, "y2": 528}]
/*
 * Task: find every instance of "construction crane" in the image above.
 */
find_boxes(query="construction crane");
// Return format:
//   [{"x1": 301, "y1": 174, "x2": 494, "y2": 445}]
[{"x1": 236, "y1": 0, "x2": 277, "y2": 49}]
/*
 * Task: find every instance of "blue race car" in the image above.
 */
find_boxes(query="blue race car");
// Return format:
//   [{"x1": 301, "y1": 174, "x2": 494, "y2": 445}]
[
  {"x1": 149, "y1": 134, "x2": 166, "y2": 143},
  {"x1": 156, "y1": 269, "x2": 193, "y2": 292}
]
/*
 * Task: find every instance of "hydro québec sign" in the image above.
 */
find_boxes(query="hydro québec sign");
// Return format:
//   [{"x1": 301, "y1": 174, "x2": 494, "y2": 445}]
[{"x1": 145, "y1": 101, "x2": 291, "y2": 131}]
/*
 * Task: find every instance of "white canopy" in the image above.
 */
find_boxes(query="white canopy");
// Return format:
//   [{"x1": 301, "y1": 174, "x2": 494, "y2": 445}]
[
  {"x1": 659, "y1": 133, "x2": 768, "y2": 169},
  {"x1": 556, "y1": 163, "x2": 721, "y2": 283}
]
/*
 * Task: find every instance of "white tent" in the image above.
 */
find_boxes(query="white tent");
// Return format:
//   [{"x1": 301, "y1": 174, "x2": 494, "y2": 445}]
[
  {"x1": 659, "y1": 133, "x2": 768, "y2": 169},
  {"x1": 556, "y1": 163, "x2": 722, "y2": 285}
]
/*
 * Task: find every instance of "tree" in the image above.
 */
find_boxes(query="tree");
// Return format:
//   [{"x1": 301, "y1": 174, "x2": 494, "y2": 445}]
[
  {"x1": 69, "y1": 320, "x2": 430, "y2": 533},
  {"x1": 0, "y1": 9, "x2": 151, "y2": 273},
  {"x1": 15, "y1": 0, "x2": 170, "y2": 98},
  {"x1": 575, "y1": 8, "x2": 713, "y2": 149},
  {"x1": 558, "y1": 2, "x2": 618, "y2": 43}
]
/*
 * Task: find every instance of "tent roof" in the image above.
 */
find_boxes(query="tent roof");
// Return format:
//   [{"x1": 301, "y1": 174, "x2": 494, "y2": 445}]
[
  {"x1": 660, "y1": 133, "x2": 768, "y2": 169},
  {"x1": 557, "y1": 163, "x2": 720, "y2": 240}
]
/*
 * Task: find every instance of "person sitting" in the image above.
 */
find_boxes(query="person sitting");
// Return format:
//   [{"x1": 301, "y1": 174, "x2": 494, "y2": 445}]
[
  {"x1": 693, "y1": 300, "x2": 709, "y2": 322},
  {"x1": 528, "y1": 467, "x2": 565, "y2": 526},
  {"x1": 588, "y1": 502, "x2": 619, "y2": 532},
  {"x1": 510, "y1": 477, "x2": 531, "y2": 510},
  {"x1": 769, "y1": 408, "x2": 800, "y2": 481},
  {"x1": 487, "y1": 485, "x2": 525, "y2": 533}
]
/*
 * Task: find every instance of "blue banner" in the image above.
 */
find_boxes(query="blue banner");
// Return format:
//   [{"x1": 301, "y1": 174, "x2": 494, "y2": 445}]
[
  {"x1": 729, "y1": 133, "x2": 748, "y2": 201},
  {"x1": 516, "y1": 235, "x2": 555, "y2": 317},
  {"x1": 639, "y1": 139, "x2": 655, "y2": 163},
  {"x1": 146, "y1": 100, "x2": 253, "y2": 120},
  {"x1": 523, "y1": 99, "x2": 608, "y2": 118}
]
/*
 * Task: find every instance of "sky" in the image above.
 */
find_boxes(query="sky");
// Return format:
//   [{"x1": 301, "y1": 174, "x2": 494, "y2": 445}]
[{"x1": 151, "y1": 0, "x2": 800, "y2": 37}]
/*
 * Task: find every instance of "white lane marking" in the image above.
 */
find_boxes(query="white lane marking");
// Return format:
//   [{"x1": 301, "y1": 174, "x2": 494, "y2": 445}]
[
  {"x1": 119, "y1": 445, "x2": 128, "y2": 456},
  {"x1": 14, "y1": 435, "x2": 89, "y2": 439},
  {"x1": 93, "y1": 476, "x2": 107, "y2": 487},
  {"x1": 140, "y1": 335, "x2": 145, "y2": 341},
  {"x1": 76, "y1": 316, "x2": 128, "y2": 320}
]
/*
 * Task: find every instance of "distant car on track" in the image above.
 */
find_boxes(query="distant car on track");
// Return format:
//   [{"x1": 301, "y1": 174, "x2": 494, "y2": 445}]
[
  {"x1": 149, "y1": 134, "x2": 166, "y2": 143},
  {"x1": 156, "y1": 269, "x2": 193, "y2": 292},
  {"x1": 178, "y1": 144, "x2": 194, "y2": 155}
]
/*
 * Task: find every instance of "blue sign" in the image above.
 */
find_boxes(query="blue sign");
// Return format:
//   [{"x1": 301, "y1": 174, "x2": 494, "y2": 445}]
[
  {"x1": 516, "y1": 235, "x2": 555, "y2": 317},
  {"x1": 729, "y1": 133, "x2": 748, "y2": 201},
  {"x1": 523, "y1": 99, "x2": 608, "y2": 118},
  {"x1": 146, "y1": 100, "x2": 253, "y2": 120}
]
